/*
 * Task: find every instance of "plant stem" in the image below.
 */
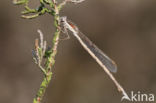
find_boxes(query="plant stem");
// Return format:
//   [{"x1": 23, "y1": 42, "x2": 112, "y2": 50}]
[
  {"x1": 33, "y1": 2, "x2": 61, "y2": 103},
  {"x1": 13, "y1": 1, "x2": 85, "y2": 103}
]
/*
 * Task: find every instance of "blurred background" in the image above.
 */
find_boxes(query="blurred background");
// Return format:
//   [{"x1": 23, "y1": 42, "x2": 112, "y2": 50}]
[{"x1": 0, "y1": 0, "x2": 156, "y2": 103}]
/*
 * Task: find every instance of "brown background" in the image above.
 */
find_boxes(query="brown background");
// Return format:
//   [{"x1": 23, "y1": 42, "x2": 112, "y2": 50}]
[{"x1": 0, "y1": 0, "x2": 156, "y2": 103}]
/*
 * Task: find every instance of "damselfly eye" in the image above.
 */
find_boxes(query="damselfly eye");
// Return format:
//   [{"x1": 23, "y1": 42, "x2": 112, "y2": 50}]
[
  {"x1": 60, "y1": 19, "x2": 64, "y2": 22},
  {"x1": 60, "y1": 16, "x2": 67, "y2": 23}
]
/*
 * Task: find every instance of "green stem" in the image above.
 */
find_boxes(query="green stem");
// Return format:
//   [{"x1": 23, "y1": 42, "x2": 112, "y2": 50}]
[
  {"x1": 13, "y1": 0, "x2": 68, "y2": 103},
  {"x1": 33, "y1": 4, "x2": 60, "y2": 103}
]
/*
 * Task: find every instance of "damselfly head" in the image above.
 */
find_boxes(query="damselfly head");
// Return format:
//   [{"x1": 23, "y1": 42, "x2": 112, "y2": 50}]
[{"x1": 60, "y1": 16, "x2": 67, "y2": 23}]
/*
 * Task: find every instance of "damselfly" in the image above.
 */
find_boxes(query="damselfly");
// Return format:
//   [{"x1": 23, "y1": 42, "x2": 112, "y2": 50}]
[
  {"x1": 59, "y1": 17, "x2": 130, "y2": 100},
  {"x1": 60, "y1": 17, "x2": 117, "y2": 73}
]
